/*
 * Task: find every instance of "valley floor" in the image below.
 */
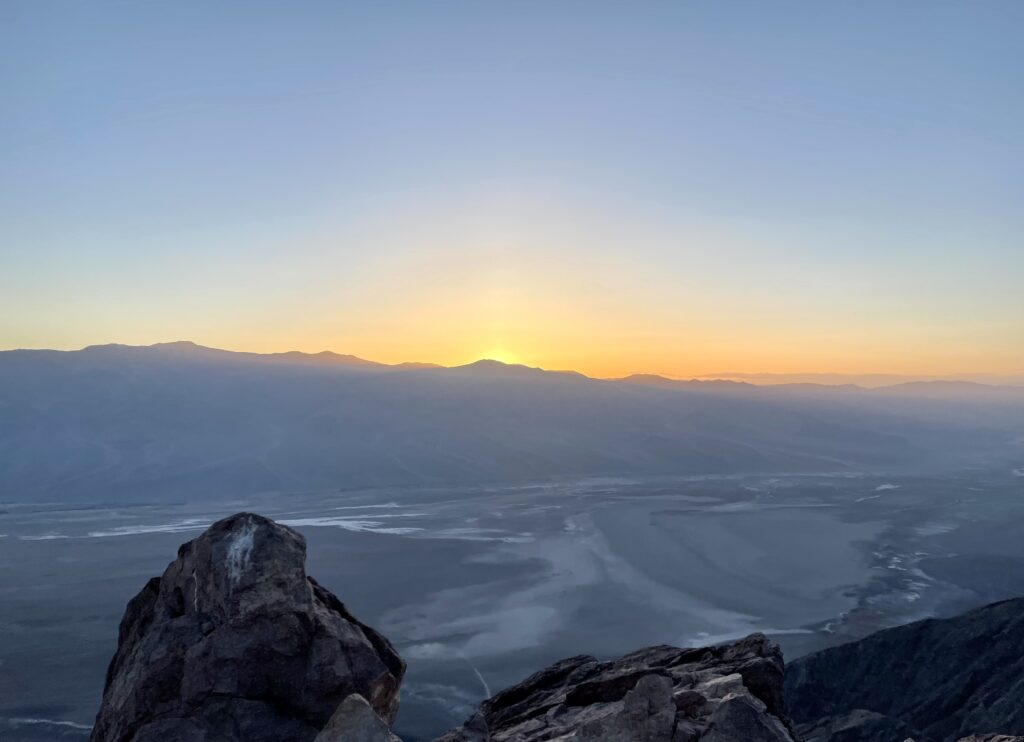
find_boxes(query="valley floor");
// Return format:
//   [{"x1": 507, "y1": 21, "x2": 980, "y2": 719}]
[{"x1": 1, "y1": 467, "x2": 1023, "y2": 740}]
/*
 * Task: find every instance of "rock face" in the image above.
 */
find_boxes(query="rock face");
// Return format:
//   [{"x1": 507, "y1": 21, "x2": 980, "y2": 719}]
[
  {"x1": 435, "y1": 633, "x2": 796, "y2": 741},
  {"x1": 90, "y1": 513, "x2": 405, "y2": 742},
  {"x1": 786, "y1": 598, "x2": 1024, "y2": 742}
]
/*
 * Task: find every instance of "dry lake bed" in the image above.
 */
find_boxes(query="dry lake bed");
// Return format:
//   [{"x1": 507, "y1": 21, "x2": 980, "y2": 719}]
[{"x1": 2, "y1": 469, "x2": 1024, "y2": 740}]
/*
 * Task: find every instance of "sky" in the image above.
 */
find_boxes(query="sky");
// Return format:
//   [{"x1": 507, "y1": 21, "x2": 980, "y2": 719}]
[{"x1": 1, "y1": 1, "x2": 1022, "y2": 378}]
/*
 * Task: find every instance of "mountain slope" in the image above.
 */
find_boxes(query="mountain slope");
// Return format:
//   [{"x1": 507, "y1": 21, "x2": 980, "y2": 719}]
[{"x1": 785, "y1": 598, "x2": 1024, "y2": 742}]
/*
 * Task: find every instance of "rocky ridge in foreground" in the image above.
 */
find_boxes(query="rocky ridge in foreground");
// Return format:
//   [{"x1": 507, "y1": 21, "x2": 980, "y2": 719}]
[
  {"x1": 436, "y1": 634, "x2": 794, "y2": 741},
  {"x1": 90, "y1": 513, "x2": 1024, "y2": 742}
]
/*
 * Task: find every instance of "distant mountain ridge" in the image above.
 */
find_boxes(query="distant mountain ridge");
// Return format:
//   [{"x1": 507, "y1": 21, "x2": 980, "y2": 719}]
[
  {"x1": 61, "y1": 341, "x2": 437, "y2": 370},
  {"x1": 4, "y1": 341, "x2": 1022, "y2": 390},
  {"x1": 694, "y1": 370, "x2": 1024, "y2": 388},
  {"x1": 616, "y1": 373, "x2": 1024, "y2": 397},
  {"x1": 1, "y1": 342, "x2": 1021, "y2": 504}
]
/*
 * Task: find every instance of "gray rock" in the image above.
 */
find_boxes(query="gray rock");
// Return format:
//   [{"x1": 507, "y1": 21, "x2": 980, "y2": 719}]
[
  {"x1": 315, "y1": 694, "x2": 402, "y2": 742},
  {"x1": 569, "y1": 674, "x2": 678, "y2": 741},
  {"x1": 90, "y1": 513, "x2": 405, "y2": 742},
  {"x1": 957, "y1": 737, "x2": 1024, "y2": 742},
  {"x1": 702, "y1": 694, "x2": 795, "y2": 742},
  {"x1": 434, "y1": 633, "x2": 796, "y2": 741}
]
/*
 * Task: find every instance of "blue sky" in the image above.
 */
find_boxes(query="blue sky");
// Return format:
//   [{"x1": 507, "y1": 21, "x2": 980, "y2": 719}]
[{"x1": 2, "y1": 2, "x2": 1021, "y2": 376}]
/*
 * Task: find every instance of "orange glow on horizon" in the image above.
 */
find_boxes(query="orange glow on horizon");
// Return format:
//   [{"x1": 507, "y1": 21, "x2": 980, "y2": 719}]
[{"x1": 5, "y1": 228, "x2": 1020, "y2": 381}]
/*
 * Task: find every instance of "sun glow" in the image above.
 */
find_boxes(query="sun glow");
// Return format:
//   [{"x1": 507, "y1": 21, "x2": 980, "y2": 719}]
[{"x1": 481, "y1": 348, "x2": 522, "y2": 366}]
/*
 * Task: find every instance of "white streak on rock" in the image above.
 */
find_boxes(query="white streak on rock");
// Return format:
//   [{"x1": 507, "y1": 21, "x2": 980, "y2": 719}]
[{"x1": 226, "y1": 517, "x2": 257, "y2": 585}]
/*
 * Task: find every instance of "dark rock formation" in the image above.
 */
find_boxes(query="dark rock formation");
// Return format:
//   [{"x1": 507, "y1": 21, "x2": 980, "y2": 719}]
[
  {"x1": 798, "y1": 709, "x2": 917, "y2": 742},
  {"x1": 957, "y1": 736, "x2": 1024, "y2": 742},
  {"x1": 435, "y1": 633, "x2": 796, "y2": 741},
  {"x1": 90, "y1": 513, "x2": 405, "y2": 742},
  {"x1": 786, "y1": 598, "x2": 1024, "y2": 742}
]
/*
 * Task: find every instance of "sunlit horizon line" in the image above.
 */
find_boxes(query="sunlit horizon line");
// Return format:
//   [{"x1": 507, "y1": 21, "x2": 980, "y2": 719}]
[{"x1": 2, "y1": 339, "x2": 1022, "y2": 386}]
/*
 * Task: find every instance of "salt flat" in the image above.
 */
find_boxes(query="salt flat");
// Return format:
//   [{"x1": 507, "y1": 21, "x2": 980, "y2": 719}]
[{"x1": 2, "y1": 470, "x2": 1024, "y2": 740}]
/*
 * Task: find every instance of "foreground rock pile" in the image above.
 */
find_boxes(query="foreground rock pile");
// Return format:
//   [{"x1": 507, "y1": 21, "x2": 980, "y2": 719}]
[
  {"x1": 90, "y1": 513, "x2": 1024, "y2": 742},
  {"x1": 437, "y1": 634, "x2": 794, "y2": 741},
  {"x1": 90, "y1": 513, "x2": 405, "y2": 742}
]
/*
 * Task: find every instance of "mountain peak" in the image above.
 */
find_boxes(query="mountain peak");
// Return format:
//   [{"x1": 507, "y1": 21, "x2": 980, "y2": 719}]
[
  {"x1": 461, "y1": 358, "x2": 522, "y2": 369},
  {"x1": 152, "y1": 340, "x2": 205, "y2": 349},
  {"x1": 453, "y1": 359, "x2": 587, "y2": 380}
]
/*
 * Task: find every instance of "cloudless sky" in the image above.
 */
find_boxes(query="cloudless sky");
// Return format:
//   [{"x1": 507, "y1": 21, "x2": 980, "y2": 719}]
[{"x1": 2, "y1": 1, "x2": 1021, "y2": 377}]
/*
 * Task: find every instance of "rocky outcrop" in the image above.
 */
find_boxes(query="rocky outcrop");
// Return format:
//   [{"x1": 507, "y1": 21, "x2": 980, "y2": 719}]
[
  {"x1": 786, "y1": 598, "x2": 1024, "y2": 742},
  {"x1": 957, "y1": 736, "x2": 1024, "y2": 742},
  {"x1": 90, "y1": 513, "x2": 405, "y2": 742},
  {"x1": 435, "y1": 633, "x2": 796, "y2": 741}
]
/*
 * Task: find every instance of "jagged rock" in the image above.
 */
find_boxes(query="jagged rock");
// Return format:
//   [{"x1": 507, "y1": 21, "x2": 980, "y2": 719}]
[
  {"x1": 957, "y1": 737, "x2": 1024, "y2": 742},
  {"x1": 786, "y1": 598, "x2": 1024, "y2": 742},
  {"x1": 702, "y1": 694, "x2": 795, "y2": 742},
  {"x1": 434, "y1": 633, "x2": 796, "y2": 741},
  {"x1": 314, "y1": 694, "x2": 402, "y2": 742},
  {"x1": 90, "y1": 513, "x2": 406, "y2": 742}
]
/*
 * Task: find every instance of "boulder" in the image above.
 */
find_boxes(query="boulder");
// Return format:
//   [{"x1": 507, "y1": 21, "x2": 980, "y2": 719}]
[
  {"x1": 702, "y1": 694, "x2": 796, "y2": 742},
  {"x1": 90, "y1": 513, "x2": 405, "y2": 742},
  {"x1": 435, "y1": 633, "x2": 796, "y2": 741}
]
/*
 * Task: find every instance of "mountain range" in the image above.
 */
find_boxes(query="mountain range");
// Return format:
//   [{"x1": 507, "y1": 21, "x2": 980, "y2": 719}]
[{"x1": 1, "y1": 342, "x2": 1022, "y2": 504}]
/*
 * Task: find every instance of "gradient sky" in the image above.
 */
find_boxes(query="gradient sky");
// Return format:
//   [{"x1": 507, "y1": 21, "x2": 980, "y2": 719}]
[{"x1": 2, "y1": 2, "x2": 1022, "y2": 378}]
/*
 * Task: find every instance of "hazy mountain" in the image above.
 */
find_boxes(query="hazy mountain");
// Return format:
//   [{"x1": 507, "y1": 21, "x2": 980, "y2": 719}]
[
  {"x1": 695, "y1": 371, "x2": 1024, "y2": 388},
  {"x1": 0, "y1": 343, "x2": 1020, "y2": 504},
  {"x1": 618, "y1": 372, "x2": 1024, "y2": 429},
  {"x1": 58, "y1": 341, "x2": 433, "y2": 370}
]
